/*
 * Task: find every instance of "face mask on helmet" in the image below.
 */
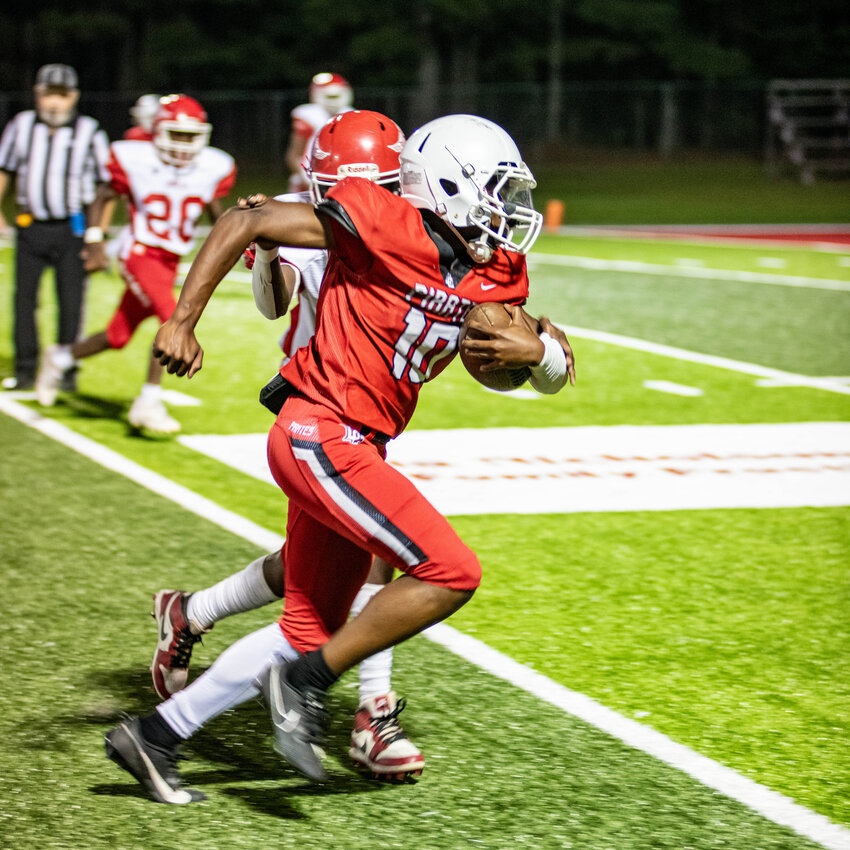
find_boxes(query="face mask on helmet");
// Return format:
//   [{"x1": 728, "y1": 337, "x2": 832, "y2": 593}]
[
  {"x1": 400, "y1": 114, "x2": 543, "y2": 264},
  {"x1": 304, "y1": 110, "x2": 404, "y2": 205},
  {"x1": 309, "y1": 72, "x2": 353, "y2": 116},
  {"x1": 153, "y1": 95, "x2": 211, "y2": 167}
]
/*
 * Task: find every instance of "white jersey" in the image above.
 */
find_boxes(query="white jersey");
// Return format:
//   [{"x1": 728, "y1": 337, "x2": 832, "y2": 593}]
[
  {"x1": 107, "y1": 140, "x2": 236, "y2": 257},
  {"x1": 272, "y1": 191, "x2": 328, "y2": 360},
  {"x1": 287, "y1": 103, "x2": 354, "y2": 192}
]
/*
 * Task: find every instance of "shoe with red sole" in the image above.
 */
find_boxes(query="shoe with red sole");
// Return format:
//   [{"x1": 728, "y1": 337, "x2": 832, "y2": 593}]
[
  {"x1": 150, "y1": 590, "x2": 207, "y2": 700},
  {"x1": 349, "y1": 692, "x2": 424, "y2": 781}
]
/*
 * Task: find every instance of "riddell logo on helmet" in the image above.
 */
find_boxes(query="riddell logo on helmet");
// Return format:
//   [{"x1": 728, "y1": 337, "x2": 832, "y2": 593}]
[{"x1": 339, "y1": 163, "x2": 379, "y2": 177}]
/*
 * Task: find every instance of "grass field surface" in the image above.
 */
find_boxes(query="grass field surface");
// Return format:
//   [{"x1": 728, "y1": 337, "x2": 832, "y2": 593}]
[{"x1": 1, "y1": 224, "x2": 848, "y2": 849}]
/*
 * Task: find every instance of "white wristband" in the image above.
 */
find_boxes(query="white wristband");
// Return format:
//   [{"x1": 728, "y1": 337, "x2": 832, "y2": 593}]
[
  {"x1": 253, "y1": 245, "x2": 280, "y2": 264},
  {"x1": 528, "y1": 332, "x2": 568, "y2": 394},
  {"x1": 83, "y1": 226, "x2": 104, "y2": 244}
]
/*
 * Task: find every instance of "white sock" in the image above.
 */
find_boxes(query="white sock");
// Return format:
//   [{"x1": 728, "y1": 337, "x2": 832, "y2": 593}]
[
  {"x1": 158, "y1": 623, "x2": 297, "y2": 739},
  {"x1": 186, "y1": 555, "x2": 280, "y2": 631},
  {"x1": 350, "y1": 582, "x2": 394, "y2": 702},
  {"x1": 51, "y1": 345, "x2": 74, "y2": 370},
  {"x1": 139, "y1": 382, "x2": 162, "y2": 401}
]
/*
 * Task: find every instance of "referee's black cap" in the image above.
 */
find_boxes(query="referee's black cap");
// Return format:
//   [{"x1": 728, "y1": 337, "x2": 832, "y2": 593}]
[{"x1": 35, "y1": 64, "x2": 78, "y2": 90}]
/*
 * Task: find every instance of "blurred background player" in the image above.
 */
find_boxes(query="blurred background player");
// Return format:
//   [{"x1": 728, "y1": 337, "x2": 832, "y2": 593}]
[
  {"x1": 125, "y1": 94, "x2": 160, "y2": 141},
  {"x1": 35, "y1": 94, "x2": 236, "y2": 434},
  {"x1": 95, "y1": 95, "x2": 164, "y2": 266},
  {"x1": 151, "y1": 111, "x2": 424, "y2": 780},
  {"x1": 0, "y1": 63, "x2": 110, "y2": 391},
  {"x1": 285, "y1": 72, "x2": 353, "y2": 193}
]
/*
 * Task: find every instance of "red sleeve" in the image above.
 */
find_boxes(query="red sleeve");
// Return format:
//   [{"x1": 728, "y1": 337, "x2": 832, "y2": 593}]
[
  {"x1": 123, "y1": 127, "x2": 153, "y2": 141},
  {"x1": 323, "y1": 178, "x2": 427, "y2": 274},
  {"x1": 292, "y1": 117, "x2": 314, "y2": 140},
  {"x1": 213, "y1": 164, "x2": 236, "y2": 199},
  {"x1": 106, "y1": 148, "x2": 131, "y2": 195}
]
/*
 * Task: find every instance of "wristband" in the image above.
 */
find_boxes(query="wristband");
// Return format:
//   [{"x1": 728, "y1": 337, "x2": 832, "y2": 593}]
[
  {"x1": 528, "y1": 332, "x2": 568, "y2": 394},
  {"x1": 83, "y1": 226, "x2": 104, "y2": 244}
]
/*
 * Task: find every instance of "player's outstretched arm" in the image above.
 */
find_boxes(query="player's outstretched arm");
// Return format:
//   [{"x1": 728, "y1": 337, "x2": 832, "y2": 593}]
[{"x1": 153, "y1": 200, "x2": 329, "y2": 377}]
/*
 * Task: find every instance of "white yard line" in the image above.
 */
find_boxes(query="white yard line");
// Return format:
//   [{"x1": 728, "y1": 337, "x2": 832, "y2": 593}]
[
  {"x1": 560, "y1": 324, "x2": 850, "y2": 396},
  {"x1": 528, "y1": 252, "x2": 850, "y2": 291},
  {"x1": 1, "y1": 392, "x2": 848, "y2": 849},
  {"x1": 425, "y1": 624, "x2": 850, "y2": 850}
]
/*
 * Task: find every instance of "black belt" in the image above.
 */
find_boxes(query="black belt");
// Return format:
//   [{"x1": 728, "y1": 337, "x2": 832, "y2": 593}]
[
  {"x1": 259, "y1": 373, "x2": 390, "y2": 445},
  {"x1": 353, "y1": 424, "x2": 391, "y2": 446}
]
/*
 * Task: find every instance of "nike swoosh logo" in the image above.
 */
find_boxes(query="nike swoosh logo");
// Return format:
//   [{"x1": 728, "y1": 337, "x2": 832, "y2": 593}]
[
  {"x1": 480, "y1": 283, "x2": 496, "y2": 291},
  {"x1": 157, "y1": 596, "x2": 177, "y2": 649},
  {"x1": 351, "y1": 732, "x2": 371, "y2": 754},
  {"x1": 270, "y1": 670, "x2": 302, "y2": 733}
]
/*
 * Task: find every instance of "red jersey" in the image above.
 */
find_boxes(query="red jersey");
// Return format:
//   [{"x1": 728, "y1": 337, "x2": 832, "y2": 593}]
[
  {"x1": 280, "y1": 178, "x2": 530, "y2": 438},
  {"x1": 123, "y1": 126, "x2": 153, "y2": 142}
]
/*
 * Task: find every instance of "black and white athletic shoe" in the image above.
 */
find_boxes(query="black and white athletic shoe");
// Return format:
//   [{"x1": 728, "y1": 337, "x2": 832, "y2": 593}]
[
  {"x1": 104, "y1": 717, "x2": 205, "y2": 804},
  {"x1": 268, "y1": 662, "x2": 329, "y2": 782}
]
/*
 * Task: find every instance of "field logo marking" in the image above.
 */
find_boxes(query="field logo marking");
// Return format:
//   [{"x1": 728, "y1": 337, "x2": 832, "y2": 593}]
[{"x1": 1, "y1": 393, "x2": 848, "y2": 848}]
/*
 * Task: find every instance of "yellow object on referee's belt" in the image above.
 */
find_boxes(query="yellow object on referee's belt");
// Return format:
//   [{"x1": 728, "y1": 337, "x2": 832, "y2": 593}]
[{"x1": 15, "y1": 213, "x2": 33, "y2": 228}]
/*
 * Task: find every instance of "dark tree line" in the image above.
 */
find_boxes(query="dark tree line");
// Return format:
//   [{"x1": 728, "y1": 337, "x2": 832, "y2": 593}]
[{"x1": 1, "y1": 1, "x2": 848, "y2": 94}]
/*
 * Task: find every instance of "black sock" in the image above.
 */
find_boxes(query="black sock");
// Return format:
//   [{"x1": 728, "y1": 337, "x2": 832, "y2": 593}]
[
  {"x1": 139, "y1": 709, "x2": 184, "y2": 750},
  {"x1": 287, "y1": 649, "x2": 340, "y2": 695}
]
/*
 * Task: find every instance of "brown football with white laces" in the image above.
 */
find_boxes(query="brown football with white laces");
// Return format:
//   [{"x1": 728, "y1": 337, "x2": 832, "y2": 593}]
[{"x1": 459, "y1": 302, "x2": 532, "y2": 392}]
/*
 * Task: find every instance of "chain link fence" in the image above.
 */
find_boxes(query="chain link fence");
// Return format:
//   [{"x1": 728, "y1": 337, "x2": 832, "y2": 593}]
[{"x1": 0, "y1": 80, "x2": 767, "y2": 170}]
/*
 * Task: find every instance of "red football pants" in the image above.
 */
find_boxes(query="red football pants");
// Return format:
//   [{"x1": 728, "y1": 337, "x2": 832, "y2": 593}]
[
  {"x1": 106, "y1": 244, "x2": 179, "y2": 349},
  {"x1": 267, "y1": 393, "x2": 481, "y2": 654}
]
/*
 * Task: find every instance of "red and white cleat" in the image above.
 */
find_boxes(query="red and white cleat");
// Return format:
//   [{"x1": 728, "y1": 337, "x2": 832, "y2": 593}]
[
  {"x1": 349, "y1": 692, "x2": 425, "y2": 781},
  {"x1": 150, "y1": 590, "x2": 206, "y2": 700}
]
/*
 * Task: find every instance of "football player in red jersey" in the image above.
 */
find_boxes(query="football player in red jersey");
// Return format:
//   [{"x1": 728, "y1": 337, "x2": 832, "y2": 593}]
[
  {"x1": 35, "y1": 94, "x2": 236, "y2": 434},
  {"x1": 285, "y1": 72, "x2": 353, "y2": 193},
  {"x1": 150, "y1": 112, "x2": 425, "y2": 782},
  {"x1": 104, "y1": 113, "x2": 574, "y2": 803}
]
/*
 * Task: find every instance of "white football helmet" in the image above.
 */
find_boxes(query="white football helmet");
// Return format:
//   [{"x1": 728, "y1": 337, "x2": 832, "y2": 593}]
[
  {"x1": 400, "y1": 115, "x2": 542, "y2": 264},
  {"x1": 130, "y1": 94, "x2": 160, "y2": 132},
  {"x1": 309, "y1": 72, "x2": 353, "y2": 116},
  {"x1": 152, "y1": 94, "x2": 211, "y2": 167}
]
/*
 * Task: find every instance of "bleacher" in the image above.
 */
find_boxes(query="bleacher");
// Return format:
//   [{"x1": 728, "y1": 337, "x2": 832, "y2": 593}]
[{"x1": 766, "y1": 79, "x2": 850, "y2": 183}]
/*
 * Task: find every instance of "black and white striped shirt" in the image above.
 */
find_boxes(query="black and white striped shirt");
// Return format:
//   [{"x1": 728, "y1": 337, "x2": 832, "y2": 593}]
[{"x1": 0, "y1": 110, "x2": 110, "y2": 221}]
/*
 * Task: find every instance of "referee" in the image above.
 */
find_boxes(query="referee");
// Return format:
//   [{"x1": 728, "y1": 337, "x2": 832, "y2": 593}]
[{"x1": 0, "y1": 63, "x2": 109, "y2": 390}]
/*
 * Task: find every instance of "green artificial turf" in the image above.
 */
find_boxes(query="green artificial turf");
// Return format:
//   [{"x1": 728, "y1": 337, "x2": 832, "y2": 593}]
[
  {"x1": 0, "y1": 415, "x2": 838, "y2": 849},
  {"x1": 1, "y1": 217, "x2": 848, "y2": 846}
]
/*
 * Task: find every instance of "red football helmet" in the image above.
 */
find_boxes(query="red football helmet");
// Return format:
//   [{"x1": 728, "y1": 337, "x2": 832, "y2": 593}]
[
  {"x1": 305, "y1": 110, "x2": 405, "y2": 204},
  {"x1": 153, "y1": 94, "x2": 211, "y2": 166},
  {"x1": 309, "y1": 72, "x2": 353, "y2": 115}
]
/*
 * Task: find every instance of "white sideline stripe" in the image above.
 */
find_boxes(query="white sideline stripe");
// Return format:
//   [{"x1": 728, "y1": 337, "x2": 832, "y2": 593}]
[
  {"x1": 423, "y1": 624, "x2": 850, "y2": 850},
  {"x1": 528, "y1": 251, "x2": 850, "y2": 291},
  {"x1": 0, "y1": 396, "x2": 283, "y2": 554},
  {"x1": 560, "y1": 324, "x2": 850, "y2": 396},
  {"x1": 1, "y1": 393, "x2": 848, "y2": 847}
]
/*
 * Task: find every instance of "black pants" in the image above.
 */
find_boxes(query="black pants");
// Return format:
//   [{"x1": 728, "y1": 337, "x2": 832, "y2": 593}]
[{"x1": 13, "y1": 220, "x2": 86, "y2": 382}]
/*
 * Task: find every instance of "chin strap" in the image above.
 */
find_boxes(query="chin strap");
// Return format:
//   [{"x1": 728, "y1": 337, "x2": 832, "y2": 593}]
[{"x1": 442, "y1": 219, "x2": 494, "y2": 264}]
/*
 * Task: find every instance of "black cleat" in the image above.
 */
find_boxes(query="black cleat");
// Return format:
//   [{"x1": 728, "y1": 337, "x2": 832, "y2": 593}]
[
  {"x1": 268, "y1": 662, "x2": 329, "y2": 782},
  {"x1": 104, "y1": 717, "x2": 205, "y2": 804}
]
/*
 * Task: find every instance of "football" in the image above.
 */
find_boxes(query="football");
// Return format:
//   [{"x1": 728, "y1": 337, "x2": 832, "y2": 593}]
[{"x1": 458, "y1": 302, "x2": 532, "y2": 392}]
